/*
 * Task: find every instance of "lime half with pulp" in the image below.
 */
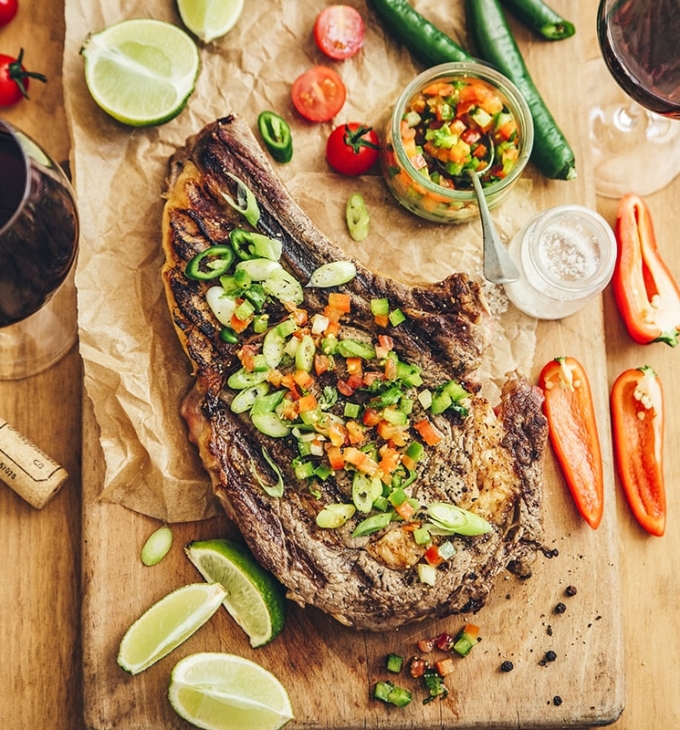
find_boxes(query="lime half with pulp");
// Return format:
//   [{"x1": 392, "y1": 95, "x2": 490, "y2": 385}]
[
  {"x1": 169, "y1": 652, "x2": 294, "y2": 730},
  {"x1": 177, "y1": 0, "x2": 245, "y2": 43},
  {"x1": 117, "y1": 582, "x2": 226, "y2": 675},
  {"x1": 185, "y1": 538, "x2": 286, "y2": 647},
  {"x1": 81, "y1": 18, "x2": 200, "y2": 126}
]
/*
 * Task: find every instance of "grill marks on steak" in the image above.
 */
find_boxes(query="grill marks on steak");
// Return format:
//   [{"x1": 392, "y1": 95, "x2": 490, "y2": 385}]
[{"x1": 162, "y1": 114, "x2": 548, "y2": 631}]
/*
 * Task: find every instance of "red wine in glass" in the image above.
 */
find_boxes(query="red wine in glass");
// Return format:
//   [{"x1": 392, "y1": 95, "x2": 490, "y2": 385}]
[
  {"x1": 597, "y1": 0, "x2": 680, "y2": 119},
  {"x1": 0, "y1": 119, "x2": 79, "y2": 379},
  {"x1": 0, "y1": 123, "x2": 78, "y2": 329}
]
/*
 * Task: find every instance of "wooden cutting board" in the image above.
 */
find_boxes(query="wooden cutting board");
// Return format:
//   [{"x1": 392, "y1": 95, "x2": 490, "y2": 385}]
[{"x1": 81, "y1": 1, "x2": 625, "y2": 726}]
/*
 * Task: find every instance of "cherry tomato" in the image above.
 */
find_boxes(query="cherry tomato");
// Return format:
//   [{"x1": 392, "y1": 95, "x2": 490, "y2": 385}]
[
  {"x1": 313, "y1": 5, "x2": 365, "y2": 60},
  {"x1": 291, "y1": 65, "x2": 346, "y2": 123},
  {"x1": 326, "y1": 123, "x2": 380, "y2": 175},
  {"x1": 0, "y1": 0, "x2": 18, "y2": 28},
  {"x1": 0, "y1": 49, "x2": 47, "y2": 107}
]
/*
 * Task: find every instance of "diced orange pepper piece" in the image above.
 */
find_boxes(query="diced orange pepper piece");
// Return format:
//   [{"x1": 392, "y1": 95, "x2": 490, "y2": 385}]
[
  {"x1": 414, "y1": 419, "x2": 443, "y2": 446},
  {"x1": 328, "y1": 292, "x2": 351, "y2": 313}
]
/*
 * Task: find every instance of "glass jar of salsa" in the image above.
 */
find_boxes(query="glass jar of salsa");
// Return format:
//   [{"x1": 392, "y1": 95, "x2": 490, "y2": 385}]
[{"x1": 380, "y1": 62, "x2": 534, "y2": 224}]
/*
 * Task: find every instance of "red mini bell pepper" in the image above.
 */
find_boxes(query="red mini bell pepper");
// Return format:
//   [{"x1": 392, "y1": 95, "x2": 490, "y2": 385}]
[
  {"x1": 610, "y1": 366, "x2": 666, "y2": 537},
  {"x1": 613, "y1": 193, "x2": 680, "y2": 347},
  {"x1": 539, "y1": 357, "x2": 604, "y2": 529}
]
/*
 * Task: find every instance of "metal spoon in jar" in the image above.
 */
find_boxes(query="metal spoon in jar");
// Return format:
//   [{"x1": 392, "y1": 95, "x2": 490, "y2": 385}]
[{"x1": 465, "y1": 138, "x2": 520, "y2": 284}]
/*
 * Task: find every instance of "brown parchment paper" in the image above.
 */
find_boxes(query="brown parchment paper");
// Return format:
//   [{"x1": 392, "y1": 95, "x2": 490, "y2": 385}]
[{"x1": 62, "y1": 0, "x2": 538, "y2": 522}]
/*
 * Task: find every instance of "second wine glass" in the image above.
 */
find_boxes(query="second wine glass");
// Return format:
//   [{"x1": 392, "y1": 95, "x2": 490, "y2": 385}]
[{"x1": 589, "y1": 0, "x2": 680, "y2": 198}]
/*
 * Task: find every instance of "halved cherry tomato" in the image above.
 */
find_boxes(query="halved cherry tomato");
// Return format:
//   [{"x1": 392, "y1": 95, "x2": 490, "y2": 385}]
[
  {"x1": 291, "y1": 65, "x2": 346, "y2": 123},
  {"x1": 313, "y1": 5, "x2": 365, "y2": 60},
  {"x1": 326, "y1": 122, "x2": 380, "y2": 175}
]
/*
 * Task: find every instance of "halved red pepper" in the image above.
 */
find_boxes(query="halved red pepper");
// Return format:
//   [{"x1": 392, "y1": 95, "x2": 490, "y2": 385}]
[
  {"x1": 610, "y1": 366, "x2": 666, "y2": 537},
  {"x1": 613, "y1": 193, "x2": 680, "y2": 347},
  {"x1": 538, "y1": 357, "x2": 604, "y2": 529}
]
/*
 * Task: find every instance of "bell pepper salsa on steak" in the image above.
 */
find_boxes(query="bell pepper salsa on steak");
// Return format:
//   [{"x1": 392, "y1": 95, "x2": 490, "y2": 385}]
[{"x1": 160, "y1": 114, "x2": 547, "y2": 631}]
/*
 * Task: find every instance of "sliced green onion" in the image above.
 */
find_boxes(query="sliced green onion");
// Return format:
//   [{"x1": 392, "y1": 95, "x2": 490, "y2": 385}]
[
  {"x1": 307, "y1": 260, "x2": 357, "y2": 288},
  {"x1": 316, "y1": 503, "x2": 356, "y2": 528},
  {"x1": 220, "y1": 173, "x2": 260, "y2": 227},
  {"x1": 352, "y1": 473, "x2": 382, "y2": 514},
  {"x1": 346, "y1": 193, "x2": 370, "y2": 242},
  {"x1": 251, "y1": 411, "x2": 291, "y2": 438},
  {"x1": 235, "y1": 258, "x2": 282, "y2": 281},
  {"x1": 295, "y1": 334, "x2": 316, "y2": 372},
  {"x1": 230, "y1": 382, "x2": 270, "y2": 414},
  {"x1": 352, "y1": 511, "x2": 392, "y2": 538},
  {"x1": 227, "y1": 367, "x2": 269, "y2": 390},
  {"x1": 140, "y1": 525, "x2": 173, "y2": 566},
  {"x1": 426, "y1": 502, "x2": 492, "y2": 536},
  {"x1": 263, "y1": 267, "x2": 304, "y2": 305},
  {"x1": 252, "y1": 447, "x2": 284, "y2": 497},
  {"x1": 206, "y1": 286, "x2": 237, "y2": 326}
]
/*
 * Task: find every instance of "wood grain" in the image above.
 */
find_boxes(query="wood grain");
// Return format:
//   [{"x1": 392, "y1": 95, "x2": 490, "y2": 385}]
[{"x1": 2, "y1": 1, "x2": 680, "y2": 729}]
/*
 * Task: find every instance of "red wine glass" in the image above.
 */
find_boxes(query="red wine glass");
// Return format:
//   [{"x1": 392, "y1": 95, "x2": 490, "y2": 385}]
[
  {"x1": 0, "y1": 119, "x2": 79, "y2": 380},
  {"x1": 589, "y1": 0, "x2": 680, "y2": 198}
]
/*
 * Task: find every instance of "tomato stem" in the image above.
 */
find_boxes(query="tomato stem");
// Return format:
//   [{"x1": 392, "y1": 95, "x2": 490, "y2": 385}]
[{"x1": 8, "y1": 48, "x2": 47, "y2": 99}]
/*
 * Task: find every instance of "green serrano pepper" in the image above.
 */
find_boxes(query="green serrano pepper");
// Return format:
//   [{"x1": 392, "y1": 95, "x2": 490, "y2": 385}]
[
  {"x1": 366, "y1": 0, "x2": 473, "y2": 66},
  {"x1": 500, "y1": 0, "x2": 575, "y2": 40},
  {"x1": 257, "y1": 111, "x2": 293, "y2": 164},
  {"x1": 465, "y1": 0, "x2": 577, "y2": 180}
]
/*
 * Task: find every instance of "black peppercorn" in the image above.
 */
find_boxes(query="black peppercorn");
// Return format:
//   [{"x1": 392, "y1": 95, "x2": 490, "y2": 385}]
[
  {"x1": 554, "y1": 602, "x2": 567, "y2": 614},
  {"x1": 565, "y1": 585, "x2": 578, "y2": 597},
  {"x1": 553, "y1": 695, "x2": 563, "y2": 706},
  {"x1": 500, "y1": 661, "x2": 514, "y2": 672},
  {"x1": 544, "y1": 650, "x2": 557, "y2": 662}
]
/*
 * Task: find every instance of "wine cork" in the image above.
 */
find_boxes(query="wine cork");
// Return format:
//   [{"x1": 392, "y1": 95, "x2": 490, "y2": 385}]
[{"x1": 0, "y1": 419, "x2": 68, "y2": 509}]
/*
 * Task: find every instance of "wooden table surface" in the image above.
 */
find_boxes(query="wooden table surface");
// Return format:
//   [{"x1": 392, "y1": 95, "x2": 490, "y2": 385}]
[{"x1": 1, "y1": 1, "x2": 678, "y2": 728}]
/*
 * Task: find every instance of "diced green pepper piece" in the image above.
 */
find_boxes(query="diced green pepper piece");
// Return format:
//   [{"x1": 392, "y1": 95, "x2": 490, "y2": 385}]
[
  {"x1": 370, "y1": 297, "x2": 389, "y2": 316},
  {"x1": 386, "y1": 653, "x2": 404, "y2": 673},
  {"x1": 257, "y1": 110, "x2": 293, "y2": 164},
  {"x1": 374, "y1": 681, "x2": 412, "y2": 707}
]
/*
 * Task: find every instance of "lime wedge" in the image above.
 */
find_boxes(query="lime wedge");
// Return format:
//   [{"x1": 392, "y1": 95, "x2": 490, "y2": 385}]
[
  {"x1": 177, "y1": 0, "x2": 245, "y2": 43},
  {"x1": 169, "y1": 652, "x2": 294, "y2": 730},
  {"x1": 81, "y1": 18, "x2": 200, "y2": 126},
  {"x1": 117, "y1": 582, "x2": 226, "y2": 675},
  {"x1": 185, "y1": 538, "x2": 285, "y2": 647}
]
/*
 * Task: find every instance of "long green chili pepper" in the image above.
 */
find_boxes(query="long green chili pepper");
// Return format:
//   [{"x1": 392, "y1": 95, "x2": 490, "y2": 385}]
[
  {"x1": 465, "y1": 0, "x2": 577, "y2": 180},
  {"x1": 257, "y1": 111, "x2": 293, "y2": 163},
  {"x1": 500, "y1": 0, "x2": 575, "y2": 40},
  {"x1": 366, "y1": 0, "x2": 473, "y2": 66}
]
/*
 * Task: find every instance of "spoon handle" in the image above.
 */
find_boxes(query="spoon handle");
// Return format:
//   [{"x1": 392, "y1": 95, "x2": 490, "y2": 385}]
[{"x1": 469, "y1": 171, "x2": 520, "y2": 284}]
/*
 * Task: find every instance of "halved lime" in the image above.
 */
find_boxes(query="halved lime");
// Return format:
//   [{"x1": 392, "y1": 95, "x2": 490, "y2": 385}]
[
  {"x1": 81, "y1": 18, "x2": 200, "y2": 126},
  {"x1": 117, "y1": 582, "x2": 226, "y2": 675},
  {"x1": 169, "y1": 652, "x2": 294, "y2": 730},
  {"x1": 177, "y1": 0, "x2": 245, "y2": 43},
  {"x1": 185, "y1": 538, "x2": 285, "y2": 647}
]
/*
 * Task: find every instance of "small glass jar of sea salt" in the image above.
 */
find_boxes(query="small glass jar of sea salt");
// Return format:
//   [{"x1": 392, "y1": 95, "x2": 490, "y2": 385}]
[{"x1": 503, "y1": 205, "x2": 616, "y2": 319}]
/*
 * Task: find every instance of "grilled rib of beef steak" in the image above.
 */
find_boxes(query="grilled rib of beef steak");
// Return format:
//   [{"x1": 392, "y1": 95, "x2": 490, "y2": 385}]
[{"x1": 161, "y1": 114, "x2": 548, "y2": 631}]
